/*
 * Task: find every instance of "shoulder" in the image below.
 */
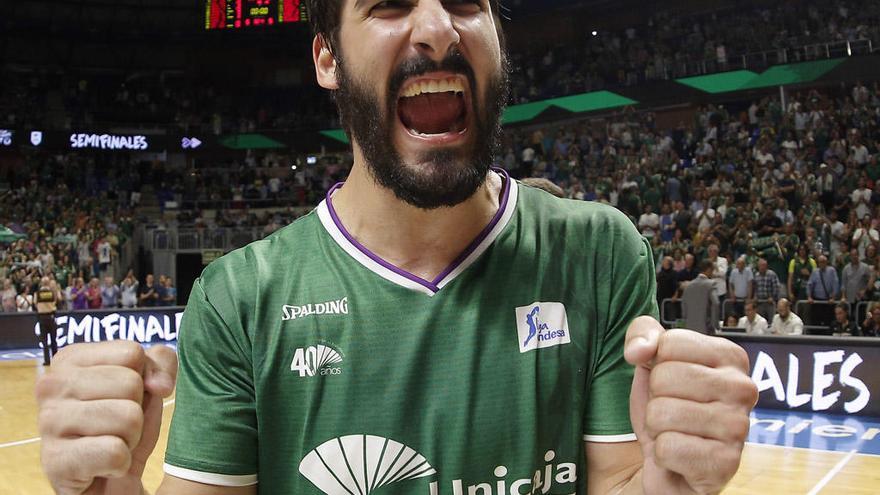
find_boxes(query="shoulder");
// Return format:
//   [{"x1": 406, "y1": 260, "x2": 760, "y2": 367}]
[
  {"x1": 518, "y1": 183, "x2": 640, "y2": 239},
  {"x1": 199, "y1": 211, "x2": 319, "y2": 293}
]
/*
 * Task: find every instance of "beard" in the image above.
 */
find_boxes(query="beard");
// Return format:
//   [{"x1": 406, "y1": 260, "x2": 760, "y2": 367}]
[{"x1": 333, "y1": 47, "x2": 510, "y2": 210}]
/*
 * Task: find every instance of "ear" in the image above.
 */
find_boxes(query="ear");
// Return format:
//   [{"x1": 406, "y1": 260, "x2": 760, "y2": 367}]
[{"x1": 313, "y1": 35, "x2": 339, "y2": 90}]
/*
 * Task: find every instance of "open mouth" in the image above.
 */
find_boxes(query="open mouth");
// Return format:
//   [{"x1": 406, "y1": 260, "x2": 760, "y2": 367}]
[{"x1": 396, "y1": 75, "x2": 469, "y2": 139}]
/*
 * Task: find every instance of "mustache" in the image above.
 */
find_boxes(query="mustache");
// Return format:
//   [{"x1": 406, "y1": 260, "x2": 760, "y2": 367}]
[{"x1": 387, "y1": 49, "x2": 477, "y2": 102}]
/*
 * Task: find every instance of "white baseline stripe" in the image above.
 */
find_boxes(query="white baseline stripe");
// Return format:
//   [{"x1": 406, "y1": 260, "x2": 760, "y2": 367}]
[
  {"x1": 0, "y1": 398, "x2": 176, "y2": 449},
  {"x1": 806, "y1": 449, "x2": 857, "y2": 495},
  {"x1": 0, "y1": 437, "x2": 41, "y2": 449}
]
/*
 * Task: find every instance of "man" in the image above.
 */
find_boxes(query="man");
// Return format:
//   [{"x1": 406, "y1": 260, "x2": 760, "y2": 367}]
[
  {"x1": 830, "y1": 303, "x2": 857, "y2": 336},
  {"x1": 676, "y1": 253, "x2": 699, "y2": 284},
  {"x1": 851, "y1": 177, "x2": 873, "y2": 220},
  {"x1": 705, "y1": 243, "x2": 728, "y2": 305},
  {"x1": 770, "y1": 298, "x2": 804, "y2": 335},
  {"x1": 737, "y1": 300, "x2": 769, "y2": 335},
  {"x1": 35, "y1": 276, "x2": 59, "y2": 366},
  {"x1": 681, "y1": 260, "x2": 719, "y2": 334},
  {"x1": 120, "y1": 270, "x2": 139, "y2": 309},
  {"x1": 36, "y1": 3, "x2": 756, "y2": 495},
  {"x1": 100, "y1": 276, "x2": 121, "y2": 309},
  {"x1": 787, "y1": 245, "x2": 815, "y2": 303},
  {"x1": 753, "y1": 258, "x2": 780, "y2": 321},
  {"x1": 138, "y1": 273, "x2": 159, "y2": 307},
  {"x1": 852, "y1": 215, "x2": 880, "y2": 259},
  {"x1": 807, "y1": 255, "x2": 839, "y2": 327},
  {"x1": 841, "y1": 249, "x2": 873, "y2": 304},
  {"x1": 655, "y1": 255, "x2": 679, "y2": 321},
  {"x1": 727, "y1": 256, "x2": 753, "y2": 318},
  {"x1": 860, "y1": 303, "x2": 880, "y2": 337},
  {"x1": 637, "y1": 204, "x2": 660, "y2": 240},
  {"x1": 160, "y1": 277, "x2": 177, "y2": 306}
]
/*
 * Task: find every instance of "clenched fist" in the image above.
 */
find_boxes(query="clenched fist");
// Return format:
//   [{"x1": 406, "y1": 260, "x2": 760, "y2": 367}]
[
  {"x1": 36, "y1": 341, "x2": 178, "y2": 495},
  {"x1": 625, "y1": 317, "x2": 758, "y2": 495}
]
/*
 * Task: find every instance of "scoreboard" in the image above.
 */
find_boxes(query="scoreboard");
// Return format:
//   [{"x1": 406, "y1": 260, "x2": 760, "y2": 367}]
[{"x1": 206, "y1": 0, "x2": 308, "y2": 30}]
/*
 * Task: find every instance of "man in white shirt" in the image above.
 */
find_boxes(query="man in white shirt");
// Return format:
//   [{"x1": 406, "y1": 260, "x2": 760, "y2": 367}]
[
  {"x1": 770, "y1": 298, "x2": 804, "y2": 335},
  {"x1": 853, "y1": 216, "x2": 880, "y2": 259},
  {"x1": 706, "y1": 243, "x2": 729, "y2": 300},
  {"x1": 638, "y1": 204, "x2": 660, "y2": 239},
  {"x1": 851, "y1": 177, "x2": 873, "y2": 220},
  {"x1": 738, "y1": 300, "x2": 769, "y2": 334},
  {"x1": 728, "y1": 256, "x2": 753, "y2": 315}
]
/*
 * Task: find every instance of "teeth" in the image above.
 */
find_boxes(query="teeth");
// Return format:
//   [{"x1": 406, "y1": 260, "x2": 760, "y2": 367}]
[{"x1": 401, "y1": 78, "x2": 465, "y2": 98}]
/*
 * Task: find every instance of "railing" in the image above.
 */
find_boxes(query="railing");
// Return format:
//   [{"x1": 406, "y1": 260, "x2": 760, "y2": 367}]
[
  {"x1": 147, "y1": 226, "x2": 287, "y2": 252},
  {"x1": 664, "y1": 38, "x2": 875, "y2": 80},
  {"x1": 661, "y1": 298, "x2": 867, "y2": 331}
]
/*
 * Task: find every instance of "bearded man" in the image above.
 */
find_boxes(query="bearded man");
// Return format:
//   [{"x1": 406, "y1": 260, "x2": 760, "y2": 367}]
[{"x1": 37, "y1": 2, "x2": 756, "y2": 494}]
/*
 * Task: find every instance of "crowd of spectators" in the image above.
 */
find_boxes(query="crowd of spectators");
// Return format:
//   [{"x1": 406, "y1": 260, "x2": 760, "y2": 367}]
[
  {"x1": 1, "y1": 267, "x2": 178, "y2": 313},
  {"x1": 0, "y1": 168, "x2": 140, "y2": 313},
  {"x1": 509, "y1": 0, "x2": 880, "y2": 102},
  {"x1": 513, "y1": 80, "x2": 880, "y2": 336},
  {"x1": 3, "y1": 0, "x2": 877, "y2": 133}
]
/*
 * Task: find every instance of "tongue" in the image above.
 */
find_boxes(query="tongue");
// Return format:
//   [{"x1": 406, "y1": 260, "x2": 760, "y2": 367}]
[{"x1": 398, "y1": 92, "x2": 464, "y2": 135}]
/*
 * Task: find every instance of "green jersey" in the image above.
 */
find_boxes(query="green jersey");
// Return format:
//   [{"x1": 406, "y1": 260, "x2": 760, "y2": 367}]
[{"x1": 165, "y1": 171, "x2": 658, "y2": 494}]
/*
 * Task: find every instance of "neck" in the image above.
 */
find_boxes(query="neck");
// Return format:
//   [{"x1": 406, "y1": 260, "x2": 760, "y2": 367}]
[{"x1": 330, "y1": 157, "x2": 504, "y2": 281}]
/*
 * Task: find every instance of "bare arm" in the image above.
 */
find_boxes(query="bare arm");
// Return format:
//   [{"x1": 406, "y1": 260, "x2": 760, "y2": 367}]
[
  {"x1": 154, "y1": 475, "x2": 257, "y2": 495},
  {"x1": 585, "y1": 441, "x2": 643, "y2": 494}
]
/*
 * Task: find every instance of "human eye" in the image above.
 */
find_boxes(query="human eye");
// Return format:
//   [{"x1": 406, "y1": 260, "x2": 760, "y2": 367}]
[
  {"x1": 443, "y1": 0, "x2": 483, "y2": 15},
  {"x1": 370, "y1": 0, "x2": 412, "y2": 17}
]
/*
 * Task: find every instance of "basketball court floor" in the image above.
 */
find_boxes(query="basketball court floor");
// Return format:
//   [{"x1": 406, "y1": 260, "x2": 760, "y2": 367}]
[{"x1": 1, "y1": 351, "x2": 878, "y2": 494}]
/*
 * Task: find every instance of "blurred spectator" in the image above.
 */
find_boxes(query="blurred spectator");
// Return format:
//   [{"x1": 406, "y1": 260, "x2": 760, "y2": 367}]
[
  {"x1": 860, "y1": 303, "x2": 880, "y2": 337},
  {"x1": 86, "y1": 277, "x2": 102, "y2": 309},
  {"x1": 771, "y1": 298, "x2": 804, "y2": 335},
  {"x1": 830, "y1": 303, "x2": 858, "y2": 336},
  {"x1": 100, "y1": 276, "x2": 121, "y2": 309},
  {"x1": 638, "y1": 205, "x2": 660, "y2": 240},
  {"x1": 15, "y1": 285, "x2": 33, "y2": 312},
  {"x1": 852, "y1": 216, "x2": 880, "y2": 259},
  {"x1": 681, "y1": 259, "x2": 719, "y2": 334},
  {"x1": 70, "y1": 278, "x2": 88, "y2": 310},
  {"x1": 160, "y1": 277, "x2": 177, "y2": 307},
  {"x1": 787, "y1": 245, "x2": 815, "y2": 302},
  {"x1": 738, "y1": 300, "x2": 769, "y2": 335},
  {"x1": 807, "y1": 255, "x2": 840, "y2": 326},
  {"x1": 753, "y1": 259, "x2": 781, "y2": 321},
  {"x1": 656, "y1": 256, "x2": 679, "y2": 308},
  {"x1": 120, "y1": 271, "x2": 139, "y2": 309},
  {"x1": 840, "y1": 248, "x2": 872, "y2": 304},
  {"x1": 727, "y1": 256, "x2": 753, "y2": 317},
  {"x1": 677, "y1": 253, "x2": 699, "y2": 284},
  {"x1": 706, "y1": 244, "x2": 729, "y2": 305},
  {"x1": 138, "y1": 273, "x2": 159, "y2": 307},
  {"x1": 1, "y1": 279, "x2": 17, "y2": 312}
]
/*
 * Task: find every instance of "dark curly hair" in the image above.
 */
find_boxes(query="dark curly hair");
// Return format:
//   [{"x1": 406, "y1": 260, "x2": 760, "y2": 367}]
[{"x1": 306, "y1": 0, "x2": 505, "y2": 55}]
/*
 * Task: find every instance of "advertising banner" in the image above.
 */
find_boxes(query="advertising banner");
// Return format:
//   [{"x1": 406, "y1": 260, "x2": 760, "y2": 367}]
[
  {"x1": 0, "y1": 307, "x2": 185, "y2": 351},
  {"x1": 722, "y1": 333, "x2": 880, "y2": 417}
]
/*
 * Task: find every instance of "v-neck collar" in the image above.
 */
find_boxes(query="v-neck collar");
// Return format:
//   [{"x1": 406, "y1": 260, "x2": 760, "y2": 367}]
[{"x1": 316, "y1": 168, "x2": 518, "y2": 297}]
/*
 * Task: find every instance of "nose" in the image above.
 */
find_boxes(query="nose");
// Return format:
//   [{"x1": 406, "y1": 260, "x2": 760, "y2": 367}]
[{"x1": 409, "y1": 0, "x2": 461, "y2": 62}]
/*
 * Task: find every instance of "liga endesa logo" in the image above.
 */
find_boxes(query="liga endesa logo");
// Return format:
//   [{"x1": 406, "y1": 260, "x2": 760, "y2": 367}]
[
  {"x1": 299, "y1": 435, "x2": 579, "y2": 495},
  {"x1": 515, "y1": 302, "x2": 571, "y2": 353}
]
